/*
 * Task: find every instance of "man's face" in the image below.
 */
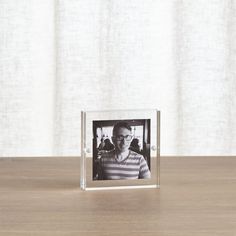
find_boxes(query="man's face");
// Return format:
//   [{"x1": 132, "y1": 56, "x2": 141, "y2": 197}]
[{"x1": 112, "y1": 127, "x2": 133, "y2": 154}]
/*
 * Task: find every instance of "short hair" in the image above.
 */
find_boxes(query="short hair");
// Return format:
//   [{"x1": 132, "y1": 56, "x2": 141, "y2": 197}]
[{"x1": 113, "y1": 121, "x2": 132, "y2": 136}]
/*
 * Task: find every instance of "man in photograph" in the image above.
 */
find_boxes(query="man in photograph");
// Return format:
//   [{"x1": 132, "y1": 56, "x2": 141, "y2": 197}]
[{"x1": 98, "y1": 121, "x2": 151, "y2": 180}]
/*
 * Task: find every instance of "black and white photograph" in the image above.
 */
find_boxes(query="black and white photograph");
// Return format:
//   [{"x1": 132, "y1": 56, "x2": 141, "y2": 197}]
[{"x1": 92, "y1": 119, "x2": 151, "y2": 181}]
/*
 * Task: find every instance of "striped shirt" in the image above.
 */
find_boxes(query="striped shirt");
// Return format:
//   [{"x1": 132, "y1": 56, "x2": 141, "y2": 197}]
[{"x1": 99, "y1": 150, "x2": 151, "y2": 180}]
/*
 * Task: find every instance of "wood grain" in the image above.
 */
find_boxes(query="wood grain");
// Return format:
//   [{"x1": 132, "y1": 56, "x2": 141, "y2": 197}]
[{"x1": 0, "y1": 156, "x2": 236, "y2": 235}]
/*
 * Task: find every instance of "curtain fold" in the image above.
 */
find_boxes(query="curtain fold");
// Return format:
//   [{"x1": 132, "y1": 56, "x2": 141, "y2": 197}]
[
  {"x1": 175, "y1": 0, "x2": 236, "y2": 155},
  {"x1": 0, "y1": 0, "x2": 235, "y2": 156},
  {"x1": 0, "y1": 0, "x2": 55, "y2": 156},
  {"x1": 55, "y1": 0, "x2": 177, "y2": 155}
]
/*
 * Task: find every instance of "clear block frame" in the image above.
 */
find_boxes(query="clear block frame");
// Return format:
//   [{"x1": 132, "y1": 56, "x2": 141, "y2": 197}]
[{"x1": 80, "y1": 109, "x2": 160, "y2": 190}]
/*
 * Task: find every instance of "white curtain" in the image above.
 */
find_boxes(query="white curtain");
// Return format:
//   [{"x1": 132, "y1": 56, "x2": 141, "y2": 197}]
[
  {"x1": 0, "y1": 0, "x2": 235, "y2": 157},
  {"x1": 0, "y1": 0, "x2": 55, "y2": 156}
]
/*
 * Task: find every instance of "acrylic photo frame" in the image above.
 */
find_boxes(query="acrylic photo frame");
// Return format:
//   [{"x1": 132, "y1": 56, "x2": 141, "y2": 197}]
[{"x1": 81, "y1": 109, "x2": 160, "y2": 190}]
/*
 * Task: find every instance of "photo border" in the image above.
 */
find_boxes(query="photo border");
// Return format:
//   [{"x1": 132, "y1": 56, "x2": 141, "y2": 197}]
[{"x1": 80, "y1": 109, "x2": 160, "y2": 190}]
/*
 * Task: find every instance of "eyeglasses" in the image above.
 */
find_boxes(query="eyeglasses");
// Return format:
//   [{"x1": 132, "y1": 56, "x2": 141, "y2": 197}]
[{"x1": 114, "y1": 135, "x2": 133, "y2": 141}]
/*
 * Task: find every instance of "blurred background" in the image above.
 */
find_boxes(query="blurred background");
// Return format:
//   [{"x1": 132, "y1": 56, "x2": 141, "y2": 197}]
[{"x1": 0, "y1": 0, "x2": 236, "y2": 156}]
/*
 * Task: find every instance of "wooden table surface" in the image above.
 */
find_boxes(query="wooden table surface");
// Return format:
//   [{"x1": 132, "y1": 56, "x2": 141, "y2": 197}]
[{"x1": 0, "y1": 156, "x2": 236, "y2": 236}]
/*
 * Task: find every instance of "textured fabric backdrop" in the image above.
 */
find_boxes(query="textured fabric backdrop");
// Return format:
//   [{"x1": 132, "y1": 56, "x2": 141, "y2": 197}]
[{"x1": 0, "y1": 0, "x2": 235, "y2": 156}]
